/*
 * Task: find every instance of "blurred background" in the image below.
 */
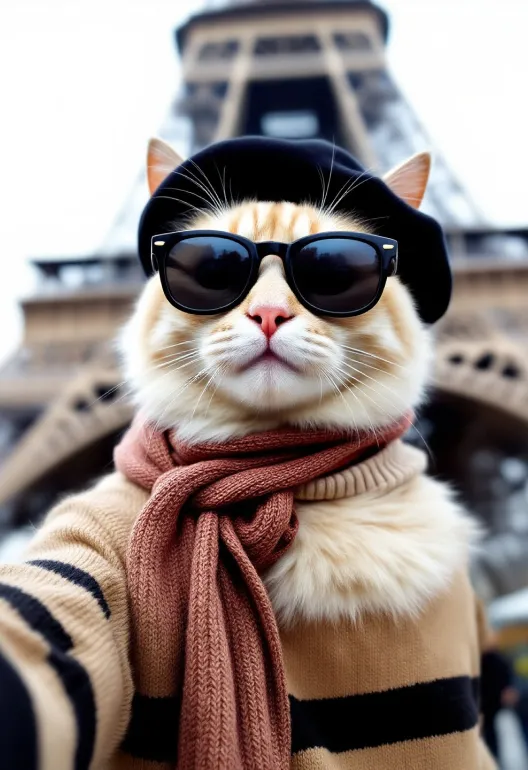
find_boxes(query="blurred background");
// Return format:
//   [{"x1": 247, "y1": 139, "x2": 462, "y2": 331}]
[{"x1": 0, "y1": 0, "x2": 528, "y2": 764}]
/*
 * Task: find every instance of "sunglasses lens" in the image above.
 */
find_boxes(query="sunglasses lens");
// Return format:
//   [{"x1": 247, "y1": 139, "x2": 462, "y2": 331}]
[
  {"x1": 290, "y1": 237, "x2": 381, "y2": 314},
  {"x1": 164, "y1": 236, "x2": 252, "y2": 312}
]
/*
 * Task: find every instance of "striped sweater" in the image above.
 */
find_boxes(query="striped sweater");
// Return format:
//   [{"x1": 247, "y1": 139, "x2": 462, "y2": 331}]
[{"x1": 0, "y1": 442, "x2": 495, "y2": 769}]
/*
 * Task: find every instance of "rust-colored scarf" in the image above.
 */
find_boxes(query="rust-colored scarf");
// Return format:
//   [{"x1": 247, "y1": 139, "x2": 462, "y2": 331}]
[{"x1": 114, "y1": 414, "x2": 411, "y2": 769}]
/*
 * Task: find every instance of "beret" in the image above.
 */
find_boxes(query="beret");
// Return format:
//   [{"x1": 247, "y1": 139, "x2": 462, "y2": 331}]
[{"x1": 138, "y1": 136, "x2": 451, "y2": 323}]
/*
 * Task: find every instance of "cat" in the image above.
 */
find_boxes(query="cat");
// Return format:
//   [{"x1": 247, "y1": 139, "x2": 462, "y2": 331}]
[
  {"x1": 123, "y1": 138, "x2": 431, "y2": 445},
  {"x1": 0, "y1": 137, "x2": 490, "y2": 770},
  {"x1": 120, "y1": 138, "x2": 477, "y2": 626}
]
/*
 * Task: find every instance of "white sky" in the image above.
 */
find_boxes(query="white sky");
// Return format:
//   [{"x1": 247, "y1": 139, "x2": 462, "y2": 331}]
[{"x1": 0, "y1": 0, "x2": 527, "y2": 363}]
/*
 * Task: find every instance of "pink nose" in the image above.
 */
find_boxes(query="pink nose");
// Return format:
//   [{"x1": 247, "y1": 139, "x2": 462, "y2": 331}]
[{"x1": 248, "y1": 306, "x2": 294, "y2": 338}]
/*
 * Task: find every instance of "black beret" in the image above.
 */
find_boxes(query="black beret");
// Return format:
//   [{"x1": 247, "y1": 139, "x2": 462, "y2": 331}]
[{"x1": 138, "y1": 136, "x2": 451, "y2": 324}]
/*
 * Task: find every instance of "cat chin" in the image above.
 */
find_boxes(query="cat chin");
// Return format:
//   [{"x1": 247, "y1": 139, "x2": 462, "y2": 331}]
[
  {"x1": 131, "y1": 361, "x2": 427, "y2": 445},
  {"x1": 218, "y1": 364, "x2": 328, "y2": 412}
]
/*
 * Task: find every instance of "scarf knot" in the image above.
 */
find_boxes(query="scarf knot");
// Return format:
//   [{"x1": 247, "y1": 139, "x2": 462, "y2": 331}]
[
  {"x1": 114, "y1": 413, "x2": 412, "y2": 769},
  {"x1": 150, "y1": 462, "x2": 298, "y2": 572}
]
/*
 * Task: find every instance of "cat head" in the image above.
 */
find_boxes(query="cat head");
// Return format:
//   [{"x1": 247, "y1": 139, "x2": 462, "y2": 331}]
[{"x1": 120, "y1": 138, "x2": 433, "y2": 443}]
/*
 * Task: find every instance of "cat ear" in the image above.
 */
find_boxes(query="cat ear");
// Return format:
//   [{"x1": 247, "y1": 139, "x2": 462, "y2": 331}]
[
  {"x1": 383, "y1": 151, "x2": 431, "y2": 210},
  {"x1": 147, "y1": 138, "x2": 184, "y2": 195}
]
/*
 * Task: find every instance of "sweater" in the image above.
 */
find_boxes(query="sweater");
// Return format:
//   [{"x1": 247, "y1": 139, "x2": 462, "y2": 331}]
[{"x1": 0, "y1": 440, "x2": 495, "y2": 770}]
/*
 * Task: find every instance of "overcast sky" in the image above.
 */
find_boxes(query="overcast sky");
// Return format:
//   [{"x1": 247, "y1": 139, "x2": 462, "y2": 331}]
[{"x1": 0, "y1": 0, "x2": 526, "y2": 363}]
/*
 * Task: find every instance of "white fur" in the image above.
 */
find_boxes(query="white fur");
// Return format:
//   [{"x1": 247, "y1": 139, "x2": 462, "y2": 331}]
[
  {"x1": 120, "y1": 203, "x2": 432, "y2": 444},
  {"x1": 120, "y1": 196, "x2": 476, "y2": 625},
  {"x1": 265, "y1": 474, "x2": 480, "y2": 626}
]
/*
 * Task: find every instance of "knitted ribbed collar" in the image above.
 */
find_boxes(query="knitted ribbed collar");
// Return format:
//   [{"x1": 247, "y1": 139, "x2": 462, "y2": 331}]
[{"x1": 295, "y1": 440, "x2": 427, "y2": 501}]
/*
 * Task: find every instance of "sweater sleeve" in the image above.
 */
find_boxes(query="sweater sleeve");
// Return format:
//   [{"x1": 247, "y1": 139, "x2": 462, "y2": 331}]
[{"x1": 0, "y1": 471, "x2": 149, "y2": 770}]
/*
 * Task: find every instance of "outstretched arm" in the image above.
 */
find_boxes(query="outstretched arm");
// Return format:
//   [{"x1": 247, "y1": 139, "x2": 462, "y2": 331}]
[{"x1": 0, "y1": 472, "x2": 148, "y2": 770}]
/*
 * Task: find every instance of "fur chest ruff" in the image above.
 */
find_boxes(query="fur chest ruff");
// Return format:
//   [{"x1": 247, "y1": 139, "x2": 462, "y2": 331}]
[{"x1": 264, "y1": 444, "x2": 479, "y2": 626}]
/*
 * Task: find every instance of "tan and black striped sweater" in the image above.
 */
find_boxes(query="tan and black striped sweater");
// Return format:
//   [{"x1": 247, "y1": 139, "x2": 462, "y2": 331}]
[{"x1": 0, "y1": 441, "x2": 495, "y2": 769}]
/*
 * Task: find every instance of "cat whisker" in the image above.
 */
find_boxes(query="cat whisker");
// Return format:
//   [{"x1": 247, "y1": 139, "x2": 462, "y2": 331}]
[
  {"x1": 191, "y1": 365, "x2": 221, "y2": 419},
  {"x1": 152, "y1": 195, "x2": 210, "y2": 218},
  {"x1": 336, "y1": 363, "x2": 433, "y2": 460},
  {"x1": 83, "y1": 378, "x2": 134, "y2": 411},
  {"x1": 155, "y1": 349, "x2": 200, "y2": 364},
  {"x1": 359, "y1": 214, "x2": 391, "y2": 224},
  {"x1": 340, "y1": 359, "x2": 410, "y2": 408},
  {"x1": 344, "y1": 355, "x2": 401, "y2": 380},
  {"x1": 316, "y1": 166, "x2": 326, "y2": 211},
  {"x1": 332, "y1": 367, "x2": 381, "y2": 438},
  {"x1": 228, "y1": 176, "x2": 236, "y2": 208},
  {"x1": 160, "y1": 186, "x2": 224, "y2": 216},
  {"x1": 186, "y1": 158, "x2": 227, "y2": 208},
  {"x1": 316, "y1": 143, "x2": 336, "y2": 213},
  {"x1": 341, "y1": 345, "x2": 405, "y2": 369},
  {"x1": 169, "y1": 176, "x2": 223, "y2": 216},
  {"x1": 150, "y1": 360, "x2": 198, "y2": 374},
  {"x1": 150, "y1": 352, "x2": 202, "y2": 370},
  {"x1": 323, "y1": 175, "x2": 358, "y2": 219},
  {"x1": 144, "y1": 364, "x2": 212, "y2": 452},
  {"x1": 324, "y1": 163, "x2": 376, "y2": 217},
  {"x1": 94, "y1": 376, "x2": 145, "y2": 409},
  {"x1": 322, "y1": 142, "x2": 336, "y2": 211},
  {"x1": 332, "y1": 368, "x2": 396, "y2": 446},
  {"x1": 171, "y1": 164, "x2": 225, "y2": 213},
  {"x1": 357, "y1": 376, "x2": 433, "y2": 461},
  {"x1": 154, "y1": 345, "x2": 199, "y2": 362},
  {"x1": 186, "y1": 158, "x2": 227, "y2": 213},
  {"x1": 326, "y1": 165, "x2": 380, "y2": 217},
  {"x1": 154, "y1": 356, "x2": 198, "y2": 368},
  {"x1": 156, "y1": 340, "x2": 197, "y2": 351},
  {"x1": 323, "y1": 161, "x2": 371, "y2": 216},
  {"x1": 140, "y1": 357, "x2": 204, "y2": 399},
  {"x1": 206, "y1": 337, "x2": 237, "y2": 348},
  {"x1": 322, "y1": 370, "x2": 364, "y2": 441},
  {"x1": 204, "y1": 366, "x2": 224, "y2": 418},
  {"x1": 212, "y1": 163, "x2": 230, "y2": 211},
  {"x1": 339, "y1": 359, "x2": 404, "y2": 405},
  {"x1": 297, "y1": 337, "x2": 336, "y2": 352},
  {"x1": 222, "y1": 167, "x2": 229, "y2": 210},
  {"x1": 156, "y1": 344, "x2": 199, "y2": 356}
]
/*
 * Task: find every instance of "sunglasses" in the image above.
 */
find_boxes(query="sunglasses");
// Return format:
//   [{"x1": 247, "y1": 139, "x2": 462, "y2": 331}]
[{"x1": 150, "y1": 230, "x2": 398, "y2": 318}]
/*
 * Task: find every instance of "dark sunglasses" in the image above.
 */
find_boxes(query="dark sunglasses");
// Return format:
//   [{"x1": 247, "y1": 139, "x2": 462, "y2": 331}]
[{"x1": 150, "y1": 230, "x2": 398, "y2": 318}]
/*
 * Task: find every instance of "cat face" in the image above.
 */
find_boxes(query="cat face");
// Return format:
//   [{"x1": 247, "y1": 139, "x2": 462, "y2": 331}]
[{"x1": 121, "y1": 140, "x2": 432, "y2": 442}]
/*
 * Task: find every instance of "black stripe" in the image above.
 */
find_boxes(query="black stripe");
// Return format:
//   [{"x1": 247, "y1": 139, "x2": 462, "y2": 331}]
[
  {"x1": 0, "y1": 583, "x2": 96, "y2": 770},
  {"x1": 0, "y1": 651, "x2": 38, "y2": 769},
  {"x1": 290, "y1": 675, "x2": 480, "y2": 755},
  {"x1": 28, "y1": 560, "x2": 111, "y2": 619},
  {"x1": 121, "y1": 692, "x2": 180, "y2": 763},
  {"x1": 0, "y1": 583, "x2": 72, "y2": 650},
  {"x1": 48, "y1": 651, "x2": 96, "y2": 770}
]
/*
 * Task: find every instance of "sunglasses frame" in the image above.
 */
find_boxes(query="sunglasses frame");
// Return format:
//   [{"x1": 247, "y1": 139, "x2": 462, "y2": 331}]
[{"x1": 150, "y1": 229, "x2": 399, "y2": 318}]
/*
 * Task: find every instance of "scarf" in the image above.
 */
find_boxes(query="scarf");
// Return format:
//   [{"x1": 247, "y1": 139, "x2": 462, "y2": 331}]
[{"x1": 114, "y1": 413, "x2": 412, "y2": 769}]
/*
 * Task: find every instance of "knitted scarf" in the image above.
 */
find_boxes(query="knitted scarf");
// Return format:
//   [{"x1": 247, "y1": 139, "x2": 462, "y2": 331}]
[{"x1": 114, "y1": 413, "x2": 412, "y2": 769}]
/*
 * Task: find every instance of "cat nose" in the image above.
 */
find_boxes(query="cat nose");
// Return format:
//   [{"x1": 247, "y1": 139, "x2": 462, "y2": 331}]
[{"x1": 247, "y1": 306, "x2": 294, "y2": 338}]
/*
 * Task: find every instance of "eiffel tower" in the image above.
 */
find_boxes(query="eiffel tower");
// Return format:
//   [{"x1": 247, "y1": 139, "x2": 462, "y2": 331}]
[{"x1": 1, "y1": 0, "x2": 528, "y2": 600}]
